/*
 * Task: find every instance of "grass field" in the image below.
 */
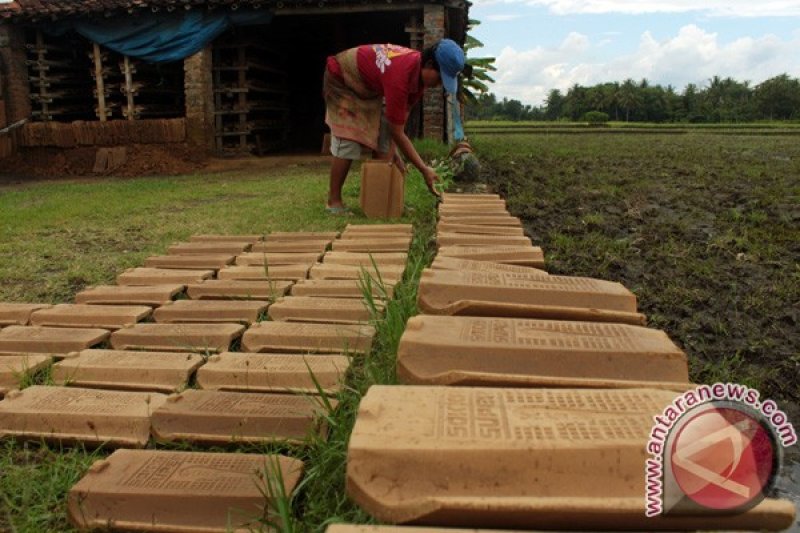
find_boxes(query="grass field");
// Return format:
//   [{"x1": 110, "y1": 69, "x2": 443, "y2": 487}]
[
  {"x1": 467, "y1": 120, "x2": 800, "y2": 129},
  {"x1": 0, "y1": 159, "x2": 441, "y2": 532},
  {"x1": 0, "y1": 161, "x2": 360, "y2": 303},
  {"x1": 465, "y1": 121, "x2": 800, "y2": 138}
]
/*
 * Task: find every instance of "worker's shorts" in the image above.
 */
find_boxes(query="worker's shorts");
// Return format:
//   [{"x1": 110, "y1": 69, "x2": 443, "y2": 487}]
[{"x1": 330, "y1": 113, "x2": 392, "y2": 160}]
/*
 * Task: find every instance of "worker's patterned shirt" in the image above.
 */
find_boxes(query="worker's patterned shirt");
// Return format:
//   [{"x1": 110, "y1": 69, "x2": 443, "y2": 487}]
[{"x1": 327, "y1": 44, "x2": 423, "y2": 125}]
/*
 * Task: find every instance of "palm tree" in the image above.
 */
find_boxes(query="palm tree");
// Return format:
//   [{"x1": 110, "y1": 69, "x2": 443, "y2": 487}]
[
  {"x1": 460, "y1": 20, "x2": 497, "y2": 105},
  {"x1": 587, "y1": 87, "x2": 606, "y2": 113},
  {"x1": 545, "y1": 89, "x2": 564, "y2": 120},
  {"x1": 617, "y1": 79, "x2": 640, "y2": 122}
]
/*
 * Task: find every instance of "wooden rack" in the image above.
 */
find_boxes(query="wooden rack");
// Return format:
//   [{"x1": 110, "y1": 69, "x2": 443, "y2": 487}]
[
  {"x1": 90, "y1": 47, "x2": 184, "y2": 122},
  {"x1": 212, "y1": 37, "x2": 289, "y2": 155},
  {"x1": 26, "y1": 31, "x2": 184, "y2": 123},
  {"x1": 118, "y1": 58, "x2": 184, "y2": 120},
  {"x1": 26, "y1": 30, "x2": 95, "y2": 122}
]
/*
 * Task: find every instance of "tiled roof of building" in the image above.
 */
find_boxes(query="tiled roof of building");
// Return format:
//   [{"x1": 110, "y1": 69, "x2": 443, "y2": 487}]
[
  {"x1": 0, "y1": 0, "x2": 468, "y2": 19},
  {"x1": 0, "y1": 0, "x2": 469, "y2": 40},
  {"x1": 1, "y1": 0, "x2": 332, "y2": 19}
]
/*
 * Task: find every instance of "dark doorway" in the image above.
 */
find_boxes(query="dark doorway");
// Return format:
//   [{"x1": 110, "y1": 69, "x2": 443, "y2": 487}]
[{"x1": 212, "y1": 11, "x2": 417, "y2": 155}]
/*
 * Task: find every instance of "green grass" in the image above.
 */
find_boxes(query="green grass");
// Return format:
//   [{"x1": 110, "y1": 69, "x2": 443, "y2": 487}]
[
  {"x1": 412, "y1": 137, "x2": 453, "y2": 160},
  {"x1": 464, "y1": 121, "x2": 800, "y2": 138},
  {"x1": 0, "y1": 441, "x2": 102, "y2": 532},
  {"x1": 466, "y1": 119, "x2": 800, "y2": 129},
  {"x1": 0, "y1": 162, "x2": 429, "y2": 303},
  {"x1": 0, "y1": 156, "x2": 441, "y2": 532}
]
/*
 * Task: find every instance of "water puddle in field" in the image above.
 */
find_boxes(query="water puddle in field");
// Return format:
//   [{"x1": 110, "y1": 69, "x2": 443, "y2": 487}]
[{"x1": 775, "y1": 447, "x2": 800, "y2": 532}]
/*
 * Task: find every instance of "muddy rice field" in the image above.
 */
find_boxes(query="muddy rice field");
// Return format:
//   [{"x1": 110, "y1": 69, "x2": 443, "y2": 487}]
[
  {"x1": 472, "y1": 132, "x2": 799, "y2": 418},
  {"x1": 474, "y1": 132, "x2": 800, "y2": 516}
]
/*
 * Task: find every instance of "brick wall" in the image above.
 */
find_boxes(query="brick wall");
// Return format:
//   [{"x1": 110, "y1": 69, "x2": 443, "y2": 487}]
[
  {"x1": 0, "y1": 24, "x2": 31, "y2": 124},
  {"x1": 184, "y1": 47, "x2": 214, "y2": 151},
  {"x1": 423, "y1": 3, "x2": 445, "y2": 142},
  {"x1": 0, "y1": 87, "x2": 13, "y2": 158}
]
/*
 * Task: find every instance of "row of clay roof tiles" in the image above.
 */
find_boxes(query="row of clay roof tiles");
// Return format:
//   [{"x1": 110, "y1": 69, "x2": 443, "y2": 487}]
[
  {"x1": 0, "y1": 0, "x2": 462, "y2": 20},
  {"x1": 0, "y1": 0, "x2": 397, "y2": 19},
  {"x1": 0, "y1": 0, "x2": 468, "y2": 39}
]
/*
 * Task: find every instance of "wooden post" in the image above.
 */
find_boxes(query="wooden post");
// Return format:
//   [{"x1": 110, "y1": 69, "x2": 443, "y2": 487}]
[
  {"x1": 92, "y1": 43, "x2": 108, "y2": 122},
  {"x1": 212, "y1": 47, "x2": 223, "y2": 153},
  {"x1": 35, "y1": 31, "x2": 49, "y2": 121},
  {"x1": 237, "y1": 45, "x2": 247, "y2": 150},
  {"x1": 122, "y1": 55, "x2": 135, "y2": 120},
  {"x1": 185, "y1": 46, "x2": 215, "y2": 151}
]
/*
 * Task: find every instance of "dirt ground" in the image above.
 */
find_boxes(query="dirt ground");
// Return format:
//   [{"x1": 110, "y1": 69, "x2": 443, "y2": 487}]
[
  {"x1": 475, "y1": 132, "x2": 800, "y2": 420},
  {"x1": 0, "y1": 143, "x2": 209, "y2": 181},
  {"x1": 0, "y1": 144, "x2": 333, "y2": 185}
]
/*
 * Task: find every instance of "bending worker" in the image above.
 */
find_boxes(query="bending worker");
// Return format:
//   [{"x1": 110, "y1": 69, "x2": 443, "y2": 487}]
[{"x1": 323, "y1": 39, "x2": 467, "y2": 213}]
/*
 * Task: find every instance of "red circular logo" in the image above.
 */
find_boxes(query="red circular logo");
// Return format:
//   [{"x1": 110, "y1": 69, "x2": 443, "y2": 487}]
[{"x1": 670, "y1": 405, "x2": 778, "y2": 511}]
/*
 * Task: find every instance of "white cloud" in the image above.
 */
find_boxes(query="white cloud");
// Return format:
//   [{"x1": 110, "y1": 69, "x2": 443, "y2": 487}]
[
  {"x1": 474, "y1": 0, "x2": 800, "y2": 17},
  {"x1": 559, "y1": 31, "x2": 591, "y2": 51},
  {"x1": 485, "y1": 13, "x2": 524, "y2": 21},
  {"x1": 492, "y1": 24, "x2": 800, "y2": 105}
]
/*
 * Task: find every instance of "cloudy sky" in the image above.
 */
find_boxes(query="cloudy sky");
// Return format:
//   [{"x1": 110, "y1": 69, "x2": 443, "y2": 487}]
[{"x1": 469, "y1": 1, "x2": 800, "y2": 105}]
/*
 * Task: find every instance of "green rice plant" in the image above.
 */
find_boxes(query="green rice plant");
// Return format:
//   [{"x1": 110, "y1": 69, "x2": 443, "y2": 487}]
[
  {"x1": 261, "y1": 254, "x2": 280, "y2": 304},
  {"x1": 356, "y1": 255, "x2": 391, "y2": 325},
  {"x1": 301, "y1": 357, "x2": 340, "y2": 419},
  {"x1": 253, "y1": 455, "x2": 301, "y2": 533},
  {"x1": 12, "y1": 356, "x2": 55, "y2": 389}
]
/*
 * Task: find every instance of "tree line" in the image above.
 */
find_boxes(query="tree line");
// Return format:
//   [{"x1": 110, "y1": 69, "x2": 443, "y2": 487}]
[{"x1": 465, "y1": 74, "x2": 800, "y2": 123}]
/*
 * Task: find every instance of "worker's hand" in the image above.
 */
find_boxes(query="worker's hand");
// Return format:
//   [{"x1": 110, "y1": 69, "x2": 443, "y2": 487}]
[{"x1": 422, "y1": 166, "x2": 442, "y2": 198}]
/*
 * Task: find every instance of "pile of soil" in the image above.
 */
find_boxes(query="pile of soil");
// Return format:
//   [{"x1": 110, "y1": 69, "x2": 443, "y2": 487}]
[{"x1": 0, "y1": 143, "x2": 207, "y2": 180}]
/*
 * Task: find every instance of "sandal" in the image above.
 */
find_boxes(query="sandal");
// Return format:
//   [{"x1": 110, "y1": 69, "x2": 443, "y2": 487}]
[{"x1": 326, "y1": 205, "x2": 353, "y2": 216}]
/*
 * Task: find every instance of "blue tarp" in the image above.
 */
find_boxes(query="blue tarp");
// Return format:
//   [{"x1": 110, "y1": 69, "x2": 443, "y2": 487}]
[{"x1": 43, "y1": 9, "x2": 273, "y2": 63}]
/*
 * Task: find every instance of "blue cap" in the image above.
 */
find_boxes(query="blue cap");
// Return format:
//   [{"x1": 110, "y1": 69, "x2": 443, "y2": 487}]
[{"x1": 434, "y1": 39, "x2": 465, "y2": 95}]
